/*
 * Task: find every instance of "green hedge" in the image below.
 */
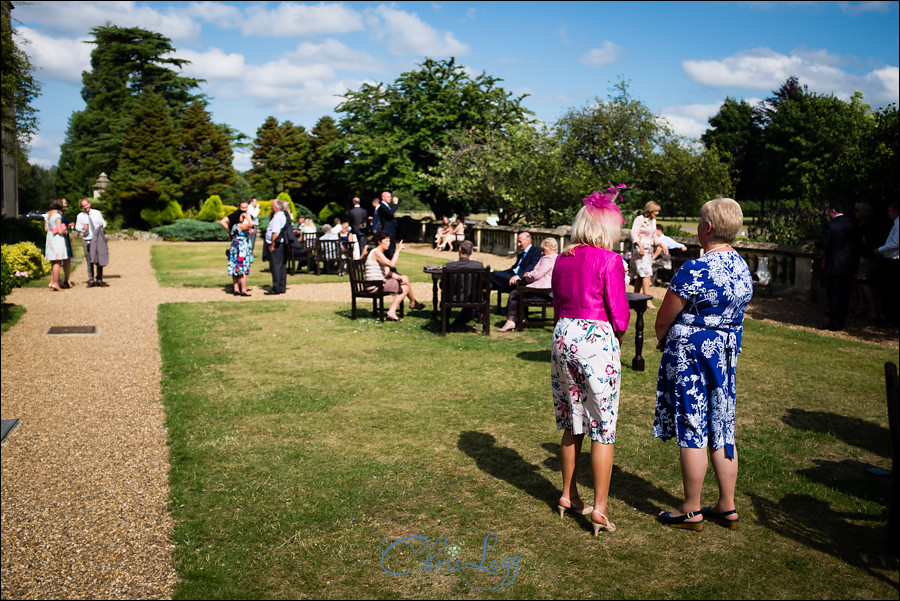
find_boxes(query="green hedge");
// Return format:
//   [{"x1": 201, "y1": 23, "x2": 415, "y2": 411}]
[
  {"x1": 1, "y1": 216, "x2": 45, "y2": 247},
  {"x1": 151, "y1": 219, "x2": 229, "y2": 242}
]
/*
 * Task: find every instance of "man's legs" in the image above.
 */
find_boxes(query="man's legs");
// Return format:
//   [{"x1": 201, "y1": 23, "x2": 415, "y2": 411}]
[
  {"x1": 83, "y1": 240, "x2": 96, "y2": 285},
  {"x1": 271, "y1": 245, "x2": 287, "y2": 293}
]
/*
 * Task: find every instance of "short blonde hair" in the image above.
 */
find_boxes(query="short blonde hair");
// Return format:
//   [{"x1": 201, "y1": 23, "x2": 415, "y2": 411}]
[
  {"x1": 642, "y1": 201, "x2": 661, "y2": 218},
  {"x1": 541, "y1": 237, "x2": 558, "y2": 254},
  {"x1": 701, "y1": 198, "x2": 743, "y2": 244},
  {"x1": 565, "y1": 206, "x2": 621, "y2": 254}
]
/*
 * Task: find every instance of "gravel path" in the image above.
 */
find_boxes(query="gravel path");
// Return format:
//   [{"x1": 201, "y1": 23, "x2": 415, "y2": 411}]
[{"x1": 2, "y1": 239, "x2": 895, "y2": 599}]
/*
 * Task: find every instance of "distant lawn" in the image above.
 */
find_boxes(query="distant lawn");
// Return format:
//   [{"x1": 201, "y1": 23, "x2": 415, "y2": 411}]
[
  {"x1": 152, "y1": 242, "x2": 440, "y2": 287},
  {"x1": 158, "y1": 298, "x2": 898, "y2": 599}
]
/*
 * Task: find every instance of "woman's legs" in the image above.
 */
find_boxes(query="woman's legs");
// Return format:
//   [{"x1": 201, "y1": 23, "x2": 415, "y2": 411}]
[
  {"x1": 642, "y1": 276, "x2": 654, "y2": 308},
  {"x1": 709, "y1": 446, "x2": 738, "y2": 516},
  {"x1": 62, "y1": 258, "x2": 71, "y2": 285},
  {"x1": 388, "y1": 283, "x2": 409, "y2": 317},
  {"x1": 232, "y1": 275, "x2": 240, "y2": 293},
  {"x1": 240, "y1": 274, "x2": 248, "y2": 294},
  {"x1": 678, "y1": 447, "x2": 707, "y2": 515},
  {"x1": 50, "y1": 261, "x2": 61, "y2": 289},
  {"x1": 399, "y1": 275, "x2": 418, "y2": 305},
  {"x1": 590, "y1": 441, "x2": 614, "y2": 517},
  {"x1": 560, "y1": 430, "x2": 586, "y2": 506}
]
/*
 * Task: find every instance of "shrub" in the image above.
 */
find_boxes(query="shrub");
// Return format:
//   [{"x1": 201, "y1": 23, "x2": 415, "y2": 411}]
[
  {"x1": 276, "y1": 192, "x2": 297, "y2": 222},
  {"x1": 151, "y1": 219, "x2": 229, "y2": 242},
  {"x1": 746, "y1": 202, "x2": 824, "y2": 245},
  {"x1": 1, "y1": 241, "x2": 51, "y2": 280},
  {"x1": 196, "y1": 195, "x2": 225, "y2": 222},
  {"x1": 662, "y1": 224, "x2": 687, "y2": 237},
  {"x1": 1, "y1": 216, "x2": 45, "y2": 246},
  {"x1": 0, "y1": 252, "x2": 12, "y2": 303},
  {"x1": 318, "y1": 202, "x2": 344, "y2": 226},
  {"x1": 141, "y1": 200, "x2": 184, "y2": 229}
]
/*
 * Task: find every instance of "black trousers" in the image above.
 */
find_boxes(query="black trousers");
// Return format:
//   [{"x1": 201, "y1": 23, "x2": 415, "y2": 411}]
[
  {"x1": 490, "y1": 269, "x2": 516, "y2": 292},
  {"x1": 825, "y1": 272, "x2": 853, "y2": 330},
  {"x1": 270, "y1": 244, "x2": 287, "y2": 293}
]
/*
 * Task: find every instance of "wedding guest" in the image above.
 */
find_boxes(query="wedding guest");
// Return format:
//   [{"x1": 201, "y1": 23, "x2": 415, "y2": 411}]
[
  {"x1": 43, "y1": 198, "x2": 69, "y2": 292},
  {"x1": 228, "y1": 211, "x2": 254, "y2": 296},
  {"x1": 630, "y1": 200, "x2": 661, "y2": 309},
  {"x1": 365, "y1": 231, "x2": 424, "y2": 321},
  {"x1": 498, "y1": 237, "x2": 559, "y2": 332}
]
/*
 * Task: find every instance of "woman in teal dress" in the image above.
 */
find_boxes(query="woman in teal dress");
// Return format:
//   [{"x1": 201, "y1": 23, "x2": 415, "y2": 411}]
[
  {"x1": 228, "y1": 212, "x2": 254, "y2": 296},
  {"x1": 44, "y1": 198, "x2": 69, "y2": 291}
]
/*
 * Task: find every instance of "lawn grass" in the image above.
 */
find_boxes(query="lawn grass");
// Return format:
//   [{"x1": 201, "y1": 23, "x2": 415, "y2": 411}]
[
  {"x1": 0, "y1": 303, "x2": 26, "y2": 335},
  {"x1": 151, "y1": 243, "x2": 439, "y2": 288},
  {"x1": 158, "y1": 296, "x2": 898, "y2": 599}
]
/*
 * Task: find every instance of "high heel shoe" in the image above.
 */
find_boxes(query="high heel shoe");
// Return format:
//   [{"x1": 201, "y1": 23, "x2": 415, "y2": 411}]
[
  {"x1": 557, "y1": 497, "x2": 592, "y2": 518},
  {"x1": 591, "y1": 510, "x2": 616, "y2": 536}
]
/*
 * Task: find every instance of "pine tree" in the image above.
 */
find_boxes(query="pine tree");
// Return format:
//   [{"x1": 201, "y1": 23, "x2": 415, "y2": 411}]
[
  {"x1": 107, "y1": 92, "x2": 183, "y2": 228},
  {"x1": 178, "y1": 100, "x2": 235, "y2": 208}
]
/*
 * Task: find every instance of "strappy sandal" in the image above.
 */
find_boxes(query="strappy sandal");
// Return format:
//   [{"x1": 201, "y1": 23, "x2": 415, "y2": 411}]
[
  {"x1": 591, "y1": 510, "x2": 616, "y2": 536},
  {"x1": 557, "y1": 497, "x2": 592, "y2": 518},
  {"x1": 701, "y1": 507, "x2": 739, "y2": 530},
  {"x1": 658, "y1": 510, "x2": 703, "y2": 531}
]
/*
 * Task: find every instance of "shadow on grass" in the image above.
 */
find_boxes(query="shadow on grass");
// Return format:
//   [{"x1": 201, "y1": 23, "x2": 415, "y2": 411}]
[
  {"x1": 782, "y1": 408, "x2": 892, "y2": 458},
  {"x1": 798, "y1": 459, "x2": 894, "y2": 505},
  {"x1": 516, "y1": 350, "x2": 550, "y2": 363},
  {"x1": 749, "y1": 493, "x2": 899, "y2": 589},
  {"x1": 458, "y1": 431, "x2": 558, "y2": 512}
]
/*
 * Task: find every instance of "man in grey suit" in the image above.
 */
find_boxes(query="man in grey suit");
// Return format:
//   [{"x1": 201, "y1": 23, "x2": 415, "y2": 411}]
[{"x1": 265, "y1": 200, "x2": 288, "y2": 295}]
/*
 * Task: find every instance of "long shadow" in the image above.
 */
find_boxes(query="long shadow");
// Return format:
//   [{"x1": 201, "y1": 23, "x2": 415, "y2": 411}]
[
  {"x1": 458, "y1": 432, "x2": 559, "y2": 513},
  {"x1": 540, "y1": 443, "x2": 681, "y2": 517},
  {"x1": 797, "y1": 459, "x2": 893, "y2": 505},
  {"x1": 782, "y1": 409, "x2": 892, "y2": 458},
  {"x1": 749, "y1": 493, "x2": 898, "y2": 588}
]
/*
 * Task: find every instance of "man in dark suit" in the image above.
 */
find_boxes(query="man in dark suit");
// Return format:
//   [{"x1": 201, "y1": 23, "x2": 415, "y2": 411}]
[
  {"x1": 817, "y1": 199, "x2": 860, "y2": 331},
  {"x1": 490, "y1": 231, "x2": 541, "y2": 292},
  {"x1": 348, "y1": 196, "x2": 368, "y2": 254},
  {"x1": 443, "y1": 240, "x2": 484, "y2": 328},
  {"x1": 376, "y1": 191, "x2": 399, "y2": 259}
]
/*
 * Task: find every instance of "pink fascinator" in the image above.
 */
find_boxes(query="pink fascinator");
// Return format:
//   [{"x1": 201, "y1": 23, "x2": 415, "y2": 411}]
[{"x1": 582, "y1": 184, "x2": 626, "y2": 225}]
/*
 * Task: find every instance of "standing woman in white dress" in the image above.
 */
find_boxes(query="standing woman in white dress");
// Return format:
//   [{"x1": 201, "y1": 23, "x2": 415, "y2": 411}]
[
  {"x1": 630, "y1": 201, "x2": 661, "y2": 309},
  {"x1": 44, "y1": 198, "x2": 69, "y2": 292}
]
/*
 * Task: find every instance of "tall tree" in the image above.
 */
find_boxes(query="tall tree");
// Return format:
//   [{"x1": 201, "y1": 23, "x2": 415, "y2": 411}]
[
  {"x1": 337, "y1": 57, "x2": 532, "y2": 213},
  {"x1": 178, "y1": 100, "x2": 235, "y2": 208},
  {"x1": 248, "y1": 117, "x2": 309, "y2": 200},
  {"x1": 1, "y1": 0, "x2": 41, "y2": 161},
  {"x1": 106, "y1": 92, "x2": 183, "y2": 228},
  {"x1": 303, "y1": 116, "x2": 350, "y2": 213},
  {"x1": 433, "y1": 123, "x2": 579, "y2": 225},
  {"x1": 55, "y1": 25, "x2": 201, "y2": 202},
  {"x1": 701, "y1": 97, "x2": 761, "y2": 202}
]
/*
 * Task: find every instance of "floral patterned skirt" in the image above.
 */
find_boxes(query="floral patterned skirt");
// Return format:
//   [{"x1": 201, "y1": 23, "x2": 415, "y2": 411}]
[{"x1": 551, "y1": 318, "x2": 621, "y2": 444}]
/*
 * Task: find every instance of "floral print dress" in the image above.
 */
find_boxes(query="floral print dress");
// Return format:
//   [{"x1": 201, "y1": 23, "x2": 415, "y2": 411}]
[
  {"x1": 228, "y1": 224, "x2": 253, "y2": 276},
  {"x1": 654, "y1": 251, "x2": 753, "y2": 459}
]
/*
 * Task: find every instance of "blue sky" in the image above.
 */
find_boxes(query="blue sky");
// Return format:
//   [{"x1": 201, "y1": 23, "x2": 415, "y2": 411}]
[{"x1": 13, "y1": 1, "x2": 900, "y2": 171}]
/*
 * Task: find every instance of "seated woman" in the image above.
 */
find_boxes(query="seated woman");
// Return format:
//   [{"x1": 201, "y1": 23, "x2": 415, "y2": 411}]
[
  {"x1": 365, "y1": 231, "x2": 425, "y2": 321},
  {"x1": 498, "y1": 238, "x2": 559, "y2": 331},
  {"x1": 438, "y1": 216, "x2": 466, "y2": 251},
  {"x1": 434, "y1": 216, "x2": 452, "y2": 249},
  {"x1": 300, "y1": 218, "x2": 317, "y2": 234}
]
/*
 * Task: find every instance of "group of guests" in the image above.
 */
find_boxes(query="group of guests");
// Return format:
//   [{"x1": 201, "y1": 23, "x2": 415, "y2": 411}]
[
  {"x1": 433, "y1": 216, "x2": 467, "y2": 251},
  {"x1": 42, "y1": 197, "x2": 109, "y2": 290},
  {"x1": 817, "y1": 199, "x2": 899, "y2": 330},
  {"x1": 550, "y1": 189, "x2": 753, "y2": 536}
]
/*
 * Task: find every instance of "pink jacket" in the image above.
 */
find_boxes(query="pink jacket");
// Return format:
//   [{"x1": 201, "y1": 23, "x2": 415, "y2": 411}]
[
  {"x1": 630, "y1": 215, "x2": 660, "y2": 248},
  {"x1": 551, "y1": 245, "x2": 630, "y2": 332},
  {"x1": 521, "y1": 254, "x2": 557, "y2": 288}
]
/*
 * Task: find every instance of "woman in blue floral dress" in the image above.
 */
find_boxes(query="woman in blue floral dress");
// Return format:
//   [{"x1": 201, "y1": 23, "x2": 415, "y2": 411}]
[
  {"x1": 654, "y1": 198, "x2": 753, "y2": 531},
  {"x1": 228, "y1": 212, "x2": 254, "y2": 296}
]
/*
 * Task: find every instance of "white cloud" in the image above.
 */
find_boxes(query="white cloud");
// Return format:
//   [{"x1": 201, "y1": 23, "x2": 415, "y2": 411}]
[
  {"x1": 580, "y1": 42, "x2": 624, "y2": 69},
  {"x1": 18, "y1": 27, "x2": 91, "y2": 84},
  {"x1": 658, "y1": 104, "x2": 722, "y2": 140},
  {"x1": 374, "y1": 5, "x2": 469, "y2": 57},
  {"x1": 186, "y1": 1, "x2": 243, "y2": 28},
  {"x1": 683, "y1": 47, "x2": 899, "y2": 106},
  {"x1": 15, "y1": 1, "x2": 200, "y2": 42},
  {"x1": 838, "y1": 1, "x2": 895, "y2": 15},
  {"x1": 241, "y1": 2, "x2": 365, "y2": 37},
  {"x1": 177, "y1": 47, "x2": 246, "y2": 80}
]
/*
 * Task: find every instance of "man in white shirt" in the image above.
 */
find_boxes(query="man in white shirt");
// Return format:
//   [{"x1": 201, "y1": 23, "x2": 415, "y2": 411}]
[
  {"x1": 247, "y1": 198, "x2": 261, "y2": 251},
  {"x1": 75, "y1": 198, "x2": 108, "y2": 287},
  {"x1": 265, "y1": 200, "x2": 288, "y2": 294}
]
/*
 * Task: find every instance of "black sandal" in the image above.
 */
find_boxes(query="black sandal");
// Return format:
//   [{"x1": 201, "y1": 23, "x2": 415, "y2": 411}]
[
  {"x1": 658, "y1": 511, "x2": 704, "y2": 531},
  {"x1": 701, "y1": 507, "x2": 739, "y2": 530}
]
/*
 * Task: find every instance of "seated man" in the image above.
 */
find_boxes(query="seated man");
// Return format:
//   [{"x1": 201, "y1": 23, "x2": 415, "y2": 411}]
[
  {"x1": 489, "y1": 231, "x2": 541, "y2": 292},
  {"x1": 443, "y1": 240, "x2": 484, "y2": 327}
]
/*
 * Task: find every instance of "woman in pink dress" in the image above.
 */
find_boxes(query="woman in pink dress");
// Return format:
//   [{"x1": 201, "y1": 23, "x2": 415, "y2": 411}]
[
  {"x1": 630, "y1": 201, "x2": 661, "y2": 309},
  {"x1": 551, "y1": 187, "x2": 630, "y2": 536}
]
